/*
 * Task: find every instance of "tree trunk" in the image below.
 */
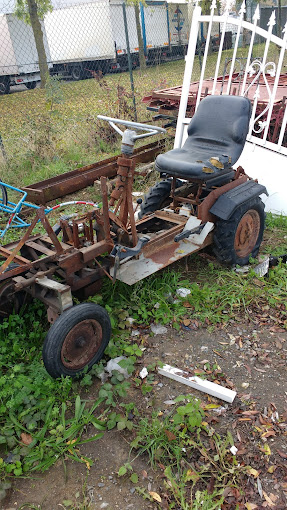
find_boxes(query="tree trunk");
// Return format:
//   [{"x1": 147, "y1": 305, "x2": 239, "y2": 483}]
[
  {"x1": 134, "y1": 3, "x2": 146, "y2": 70},
  {"x1": 26, "y1": 0, "x2": 49, "y2": 88}
]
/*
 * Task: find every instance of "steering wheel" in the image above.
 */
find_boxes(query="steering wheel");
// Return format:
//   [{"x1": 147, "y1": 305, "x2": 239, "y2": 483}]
[{"x1": 97, "y1": 115, "x2": 166, "y2": 155}]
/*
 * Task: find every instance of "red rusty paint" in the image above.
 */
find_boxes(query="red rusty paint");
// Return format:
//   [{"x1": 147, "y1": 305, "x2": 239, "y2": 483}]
[
  {"x1": 61, "y1": 319, "x2": 102, "y2": 370},
  {"x1": 234, "y1": 209, "x2": 261, "y2": 258}
]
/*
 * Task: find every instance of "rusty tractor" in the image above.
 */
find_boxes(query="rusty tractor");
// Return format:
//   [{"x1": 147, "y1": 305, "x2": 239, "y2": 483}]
[{"x1": 0, "y1": 95, "x2": 267, "y2": 378}]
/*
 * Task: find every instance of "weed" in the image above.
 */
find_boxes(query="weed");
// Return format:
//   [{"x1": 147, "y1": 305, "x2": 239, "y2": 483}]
[
  {"x1": 121, "y1": 396, "x2": 248, "y2": 509},
  {"x1": 0, "y1": 303, "x2": 106, "y2": 497},
  {"x1": 101, "y1": 269, "x2": 188, "y2": 327},
  {"x1": 263, "y1": 212, "x2": 287, "y2": 256}
]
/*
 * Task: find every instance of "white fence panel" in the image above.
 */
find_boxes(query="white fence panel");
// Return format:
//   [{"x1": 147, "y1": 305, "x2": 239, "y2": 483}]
[{"x1": 174, "y1": 2, "x2": 287, "y2": 214}]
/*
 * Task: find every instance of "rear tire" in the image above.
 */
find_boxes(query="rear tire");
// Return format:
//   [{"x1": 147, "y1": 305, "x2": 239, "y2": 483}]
[
  {"x1": 70, "y1": 65, "x2": 83, "y2": 81},
  {"x1": 213, "y1": 197, "x2": 265, "y2": 266},
  {"x1": 25, "y1": 81, "x2": 37, "y2": 90},
  {"x1": 42, "y1": 303, "x2": 111, "y2": 378},
  {"x1": 0, "y1": 77, "x2": 10, "y2": 95},
  {"x1": 139, "y1": 178, "x2": 184, "y2": 219}
]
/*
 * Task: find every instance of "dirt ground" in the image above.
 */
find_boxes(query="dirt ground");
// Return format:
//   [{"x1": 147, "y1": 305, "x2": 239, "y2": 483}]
[{"x1": 2, "y1": 316, "x2": 287, "y2": 510}]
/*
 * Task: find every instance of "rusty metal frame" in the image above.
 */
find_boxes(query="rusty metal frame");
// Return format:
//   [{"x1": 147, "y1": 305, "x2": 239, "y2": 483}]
[{"x1": 23, "y1": 140, "x2": 166, "y2": 205}]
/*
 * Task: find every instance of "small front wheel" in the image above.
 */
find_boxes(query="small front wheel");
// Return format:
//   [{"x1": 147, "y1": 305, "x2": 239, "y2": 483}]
[{"x1": 42, "y1": 303, "x2": 111, "y2": 378}]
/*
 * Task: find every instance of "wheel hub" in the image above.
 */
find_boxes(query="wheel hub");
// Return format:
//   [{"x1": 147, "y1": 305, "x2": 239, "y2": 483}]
[
  {"x1": 234, "y1": 209, "x2": 260, "y2": 258},
  {"x1": 61, "y1": 319, "x2": 102, "y2": 370}
]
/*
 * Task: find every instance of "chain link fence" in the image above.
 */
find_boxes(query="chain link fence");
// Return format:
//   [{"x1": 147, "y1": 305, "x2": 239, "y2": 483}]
[{"x1": 0, "y1": 0, "x2": 194, "y2": 176}]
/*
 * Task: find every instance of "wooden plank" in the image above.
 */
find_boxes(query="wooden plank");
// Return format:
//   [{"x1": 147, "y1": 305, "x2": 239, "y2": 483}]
[{"x1": 25, "y1": 240, "x2": 55, "y2": 257}]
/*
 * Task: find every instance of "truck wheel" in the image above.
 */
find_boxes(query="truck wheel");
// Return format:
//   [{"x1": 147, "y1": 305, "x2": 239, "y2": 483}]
[
  {"x1": 42, "y1": 303, "x2": 111, "y2": 378},
  {"x1": 26, "y1": 81, "x2": 37, "y2": 89},
  {"x1": 0, "y1": 77, "x2": 10, "y2": 95},
  {"x1": 213, "y1": 197, "x2": 265, "y2": 266},
  {"x1": 139, "y1": 178, "x2": 184, "y2": 219},
  {"x1": 70, "y1": 65, "x2": 83, "y2": 81}
]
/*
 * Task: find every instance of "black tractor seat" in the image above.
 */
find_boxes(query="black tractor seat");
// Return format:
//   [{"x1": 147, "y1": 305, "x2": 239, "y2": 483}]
[{"x1": 155, "y1": 95, "x2": 251, "y2": 182}]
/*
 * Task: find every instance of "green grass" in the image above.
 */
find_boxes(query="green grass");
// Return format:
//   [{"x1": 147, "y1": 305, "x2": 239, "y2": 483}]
[
  {"x1": 0, "y1": 40, "x2": 285, "y2": 187},
  {"x1": 0, "y1": 230, "x2": 286, "y2": 504}
]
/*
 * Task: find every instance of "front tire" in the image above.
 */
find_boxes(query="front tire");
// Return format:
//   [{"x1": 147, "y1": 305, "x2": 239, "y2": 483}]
[
  {"x1": 42, "y1": 303, "x2": 111, "y2": 378},
  {"x1": 139, "y1": 178, "x2": 184, "y2": 219},
  {"x1": 213, "y1": 197, "x2": 265, "y2": 266}
]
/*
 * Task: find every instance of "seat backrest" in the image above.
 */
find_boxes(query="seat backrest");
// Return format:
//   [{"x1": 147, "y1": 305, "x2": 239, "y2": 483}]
[{"x1": 184, "y1": 95, "x2": 251, "y2": 165}]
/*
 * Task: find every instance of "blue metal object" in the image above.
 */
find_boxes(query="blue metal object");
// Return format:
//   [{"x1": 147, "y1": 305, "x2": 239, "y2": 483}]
[
  {"x1": 140, "y1": 2, "x2": 147, "y2": 56},
  {"x1": 0, "y1": 182, "x2": 40, "y2": 238},
  {"x1": 166, "y1": 2, "x2": 171, "y2": 49},
  {"x1": 0, "y1": 181, "x2": 99, "y2": 239}
]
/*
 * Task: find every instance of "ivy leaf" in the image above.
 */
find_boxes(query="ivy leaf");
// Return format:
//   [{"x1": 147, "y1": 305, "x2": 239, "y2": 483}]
[
  {"x1": 118, "y1": 465, "x2": 127, "y2": 476},
  {"x1": 130, "y1": 473, "x2": 138, "y2": 483}
]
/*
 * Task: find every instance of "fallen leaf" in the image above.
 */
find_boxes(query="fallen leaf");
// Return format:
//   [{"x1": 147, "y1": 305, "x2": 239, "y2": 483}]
[
  {"x1": 247, "y1": 467, "x2": 260, "y2": 478},
  {"x1": 269, "y1": 493, "x2": 278, "y2": 502},
  {"x1": 183, "y1": 319, "x2": 191, "y2": 326},
  {"x1": 257, "y1": 477, "x2": 263, "y2": 498},
  {"x1": 261, "y1": 431, "x2": 276, "y2": 438},
  {"x1": 149, "y1": 491, "x2": 162, "y2": 502},
  {"x1": 267, "y1": 465, "x2": 276, "y2": 473},
  {"x1": 212, "y1": 349, "x2": 226, "y2": 359},
  {"x1": 276, "y1": 449, "x2": 287, "y2": 459},
  {"x1": 20, "y1": 432, "x2": 33, "y2": 445},
  {"x1": 263, "y1": 444, "x2": 271, "y2": 456},
  {"x1": 142, "y1": 470, "x2": 148, "y2": 478},
  {"x1": 245, "y1": 503, "x2": 258, "y2": 510},
  {"x1": 263, "y1": 491, "x2": 275, "y2": 506},
  {"x1": 164, "y1": 429, "x2": 176, "y2": 441},
  {"x1": 185, "y1": 469, "x2": 200, "y2": 482}
]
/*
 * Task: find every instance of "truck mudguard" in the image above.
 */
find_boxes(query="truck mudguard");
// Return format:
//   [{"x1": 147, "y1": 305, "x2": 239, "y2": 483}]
[{"x1": 209, "y1": 180, "x2": 268, "y2": 220}]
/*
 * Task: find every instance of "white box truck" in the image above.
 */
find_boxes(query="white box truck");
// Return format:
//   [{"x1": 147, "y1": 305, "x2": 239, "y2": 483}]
[
  {"x1": 44, "y1": 1, "x2": 117, "y2": 80},
  {"x1": 0, "y1": 13, "x2": 51, "y2": 94},
  {"x1": 109, "y1": 0, "x2": 139, "y2": 69},
  {"x1": 110, "y1": 0, "x2": 192, "y2": 68}
]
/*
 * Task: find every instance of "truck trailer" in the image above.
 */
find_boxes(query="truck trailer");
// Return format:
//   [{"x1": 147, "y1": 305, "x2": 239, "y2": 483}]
[
  {"x1": 0, "y1": 13, "x2": 51, "y2": 93},
  {"x1": 0, "y1": 0, "x2": 194, "y2": 90},
  {"x1": 44, "y1": 1, "x2": 117, "y2": 80}
]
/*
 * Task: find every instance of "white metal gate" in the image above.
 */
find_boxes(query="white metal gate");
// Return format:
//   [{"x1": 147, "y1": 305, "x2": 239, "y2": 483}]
[{"x1": 174, "y1": 1, "x2": 287, "y2": 214}]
